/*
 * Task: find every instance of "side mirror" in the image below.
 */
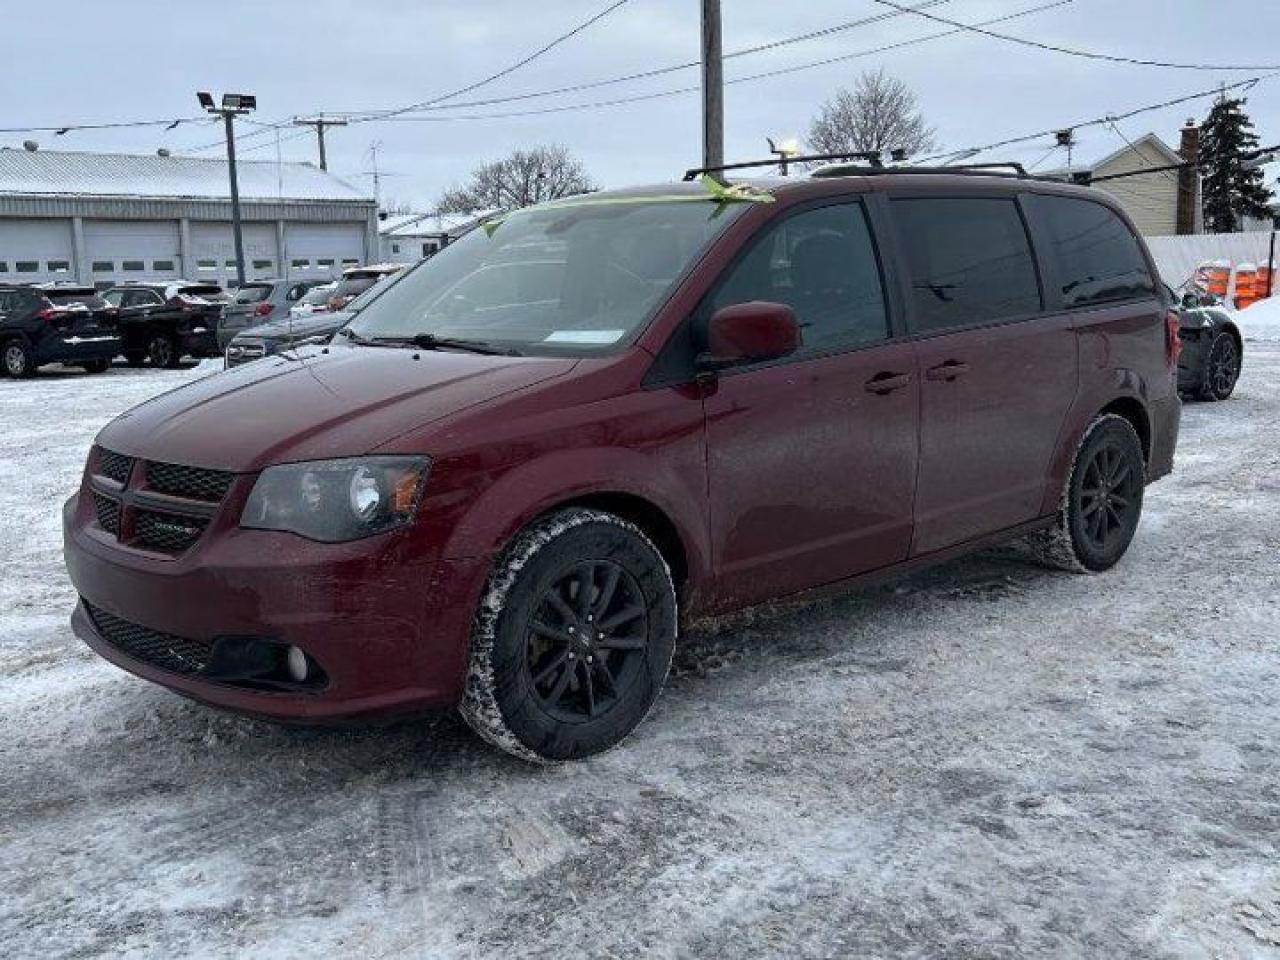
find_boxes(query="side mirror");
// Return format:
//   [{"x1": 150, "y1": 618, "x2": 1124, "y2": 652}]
[
  {"x1": 1181, "y1": 293, "x2": 1199, "y2": 309},
  {"x1": 697, "y1": 301, "x2": 800, "y2": 371}
]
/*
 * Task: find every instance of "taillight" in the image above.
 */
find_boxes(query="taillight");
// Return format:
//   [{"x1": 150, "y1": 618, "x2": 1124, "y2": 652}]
[
  {"x1": 35, "y1": 298, "x2": 61, "y2": 323},
  {"x1": 254, "y1": 302, "x2": 273, "y2": 317},
  {"x1": 1165, "y1": 310, "x2": 1182, "y2": 368}
]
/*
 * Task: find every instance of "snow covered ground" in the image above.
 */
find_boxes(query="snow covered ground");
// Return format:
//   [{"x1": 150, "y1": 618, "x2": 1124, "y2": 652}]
[
  {"x1": 1238, "y1": 297, "x2": 1280, "y2": 342},
  {"x1": 3, "y1": 352, "x2": 1280, "y2": 958}
]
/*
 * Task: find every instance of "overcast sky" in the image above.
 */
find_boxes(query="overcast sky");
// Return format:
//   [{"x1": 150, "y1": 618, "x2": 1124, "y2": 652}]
[{"x1": 3, "y1": 0, "x2": 1278, "y2": 208}]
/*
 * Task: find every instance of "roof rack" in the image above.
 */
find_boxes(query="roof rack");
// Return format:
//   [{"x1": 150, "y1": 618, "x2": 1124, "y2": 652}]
[
  {"x1": 682, "y1": 151, "x2": 883, "y2": 182},
  {"x1": 811, "y1": 161, "x2": 1030, "y2": 179}
]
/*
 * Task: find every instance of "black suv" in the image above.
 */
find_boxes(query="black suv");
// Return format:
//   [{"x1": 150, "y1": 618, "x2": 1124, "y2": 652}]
[
  {"x1": 0, "y1": 283, "x2": 121, "y2": 378},
  {"x1": 100, "y1": 282, "x2": 226, "y2": 368}
]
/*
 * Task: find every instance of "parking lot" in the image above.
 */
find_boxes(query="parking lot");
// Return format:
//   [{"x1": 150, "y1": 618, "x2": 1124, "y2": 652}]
[{"x1": 2, "y1": 346, "x2": 1278, "y2": 958}]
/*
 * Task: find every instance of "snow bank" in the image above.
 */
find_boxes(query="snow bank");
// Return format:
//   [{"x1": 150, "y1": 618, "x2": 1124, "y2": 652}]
[{"x1": 1237, "y1": 296, "x2": 1280, "y2": 342}]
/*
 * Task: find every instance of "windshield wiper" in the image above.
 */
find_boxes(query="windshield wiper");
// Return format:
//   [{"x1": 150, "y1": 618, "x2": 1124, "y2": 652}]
[{"x1": 379, "y1": 333, "x2": 521, "y2": 357}]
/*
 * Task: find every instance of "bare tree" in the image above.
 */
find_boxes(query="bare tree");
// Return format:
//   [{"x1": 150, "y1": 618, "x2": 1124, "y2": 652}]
[
  {"x1": 437, "y1": 145, "x2": 598, "y2": 214},
  {"x1": 807, "y1": 69, "x2": 936, "y2": 161}
]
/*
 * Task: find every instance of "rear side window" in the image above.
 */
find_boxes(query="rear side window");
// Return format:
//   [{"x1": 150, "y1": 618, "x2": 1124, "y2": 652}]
[
  {"x1": 893, "y1": 198, "x2": 1041, "y2": 334},
  {"x1": 709, "y1": 202, "x2": 888, "y2": 354},
  {"x1": 1026, "y1": 194, "x2": 1156, "y2": 308}
]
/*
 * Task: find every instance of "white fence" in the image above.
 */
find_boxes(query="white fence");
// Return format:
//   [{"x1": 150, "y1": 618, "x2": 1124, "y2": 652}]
[{"x1": 1145, "y1": 230, "x2": 1277, "y2": 293}]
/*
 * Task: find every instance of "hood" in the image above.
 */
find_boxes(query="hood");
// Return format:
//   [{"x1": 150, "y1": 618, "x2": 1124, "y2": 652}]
[
  {"x1": 97, "y1": 342, "x2": 577, "y2": 472},
  {"x1": 237, "y1": 310, "x2": 353, "y2": 342}
]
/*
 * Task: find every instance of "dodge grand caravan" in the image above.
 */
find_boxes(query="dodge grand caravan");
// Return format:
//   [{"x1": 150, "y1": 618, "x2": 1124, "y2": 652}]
[{"x1": 64, "y1": 165, "x2": 1180, "y2": 762}]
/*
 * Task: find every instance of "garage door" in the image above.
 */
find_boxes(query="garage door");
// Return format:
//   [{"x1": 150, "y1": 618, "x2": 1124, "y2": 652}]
[
  {"x1": 0, "y1": 219, "x2": 75, "y2": 283},
  {"x1": 190, "y1": 222, "x2": 278, "y2": 286},
  {"x1": 84, "y1": 220, "x2": 181, "y2": 285},
  {"x1": 284, "y1": 223, "x2": 366, "y2": 280}
]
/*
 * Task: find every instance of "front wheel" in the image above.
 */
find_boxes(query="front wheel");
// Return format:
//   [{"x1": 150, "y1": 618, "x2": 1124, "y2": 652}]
[
  {"x1": 460, "y1": 508, "x2": 678, "y2": 762},
  {"x1": 1198, "y1": 331, "x2": 1241, "y2": 401},
  {"x1": 1028, "y1": 414, "x2": 1146, "y2": 573}
]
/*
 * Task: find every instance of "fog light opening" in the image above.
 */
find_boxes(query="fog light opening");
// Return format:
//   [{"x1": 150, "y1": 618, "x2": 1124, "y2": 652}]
[{"x1": 286, "y1": 645, "x2": 309, "y2": 682}]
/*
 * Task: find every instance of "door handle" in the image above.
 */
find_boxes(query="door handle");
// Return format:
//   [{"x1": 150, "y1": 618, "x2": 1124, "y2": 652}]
[
  {"x1": 925, "y1": 361, "x2": 971, "y2": 381},
  {"x1": 864, "y1": 371, "x2": 912, "y2": 394}
]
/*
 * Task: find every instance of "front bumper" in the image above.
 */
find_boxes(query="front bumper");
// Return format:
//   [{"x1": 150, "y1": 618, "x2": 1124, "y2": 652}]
[
  {"x1": 63, "y1": 493, "x2": 488, "y2": 721},
  {"x1": 1177, "y1": 327, "x2": 1210, "y2": 390}
]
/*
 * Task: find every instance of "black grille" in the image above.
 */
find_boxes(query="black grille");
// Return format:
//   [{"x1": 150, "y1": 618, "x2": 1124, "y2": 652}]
[
  {"x1": 135, "y1": 510, "x2": 208, "y2": 553},
  {"x1": 146, "y1": 461, "x2": 235, "y2": 502},
  {"x1": 97, "y1": 449, "x2": 133, "y2": 485},
  {"x1": 84, "y1": 602, "x2": 210, "y2": 676},
  {"x1": 92, "y1": 492, "x2": 121, "y2": 535}
]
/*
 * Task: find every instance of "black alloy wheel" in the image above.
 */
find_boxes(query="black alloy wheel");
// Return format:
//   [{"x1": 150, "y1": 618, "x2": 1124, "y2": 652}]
[
  {"x1": 526, "y1": 560, "x2": 649, "y2": 723},
  {"x1": 1077, "y1": 441, "x2": 1141, "y2": 555},
  {"x1": 1201, "y1": 332, "x2": 1241, "y2": 401}
]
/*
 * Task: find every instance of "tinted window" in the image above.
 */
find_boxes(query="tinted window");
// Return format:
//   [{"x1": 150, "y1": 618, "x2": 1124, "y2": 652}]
[
  {"x1": 709, "y1": 202, "x2": 888, "y2": 354},
  {"x1": 1027, "y1": 194, "x2": 1156, "y2": 308},
  {"x1": 101, "y1": 290, "x2": 124, "y2": 307},
  {"x1": 893, "y1": 198, "x2": 1041, "y2": 333},
  {"x1": 48, "y1": 291, "x2": 107, "y2": 308}
]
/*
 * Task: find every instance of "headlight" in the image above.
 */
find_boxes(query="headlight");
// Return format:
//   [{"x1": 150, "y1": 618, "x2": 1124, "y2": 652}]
[{"x1": 241, "y1": 456, "x2": 429, "y2": 542}]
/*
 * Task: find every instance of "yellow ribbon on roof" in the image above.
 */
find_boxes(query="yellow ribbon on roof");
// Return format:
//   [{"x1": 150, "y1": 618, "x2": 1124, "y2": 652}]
[{"x1": 479, "y1": 174, "x2": 774, "y2": 236}]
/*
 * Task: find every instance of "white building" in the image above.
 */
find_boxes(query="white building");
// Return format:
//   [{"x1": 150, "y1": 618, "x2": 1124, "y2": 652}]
[
  {"x1": 378, "y1": 210, "x2": 495, "y2": 264},
  {"x1": 0, "y1": 147, "x2": 378, "y2": 288}
]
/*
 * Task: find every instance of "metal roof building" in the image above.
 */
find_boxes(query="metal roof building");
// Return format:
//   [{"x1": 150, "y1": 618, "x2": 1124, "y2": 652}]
[{"x1": 0, "y1": 147, "x2": 378, "y2": 287}]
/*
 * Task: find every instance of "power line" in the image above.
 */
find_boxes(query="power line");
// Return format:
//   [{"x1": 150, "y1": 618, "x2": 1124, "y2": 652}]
[
  {"x1": 182, "y1": 0, "x2": 634, "y2": 155},
  {"x1": 324, "y1": 0, "x2": 959, "y2": 119},
  {"x1": 0, "y1": 116, "x2": 211, "y2": 135},
  {"x1": 874, "y1": 0, "x2": 1280, "y2": 71},
  {"x1": 344, "y1": 1, "x2": 1073, "y2": 126},
  {"x1": 916, "y1": 72, "x2": 1279, "y2": 165}
]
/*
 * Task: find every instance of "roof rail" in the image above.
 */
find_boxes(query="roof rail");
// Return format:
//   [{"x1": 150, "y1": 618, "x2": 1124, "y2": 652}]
[
  {"x1": 811, "y1": 161, "x2": 1030, "y2": 179},
  {"x1": 682, "y1": 151, "x2": 883, "y2": 182}
]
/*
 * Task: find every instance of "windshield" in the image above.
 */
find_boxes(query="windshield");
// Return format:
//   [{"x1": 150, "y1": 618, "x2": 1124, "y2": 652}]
[
  {"x1": 233, "y1": 284, "x2": 272, "y2": 304},
  {"x1": 347, "y1": 199, "x2": 744, "y2": 354}
]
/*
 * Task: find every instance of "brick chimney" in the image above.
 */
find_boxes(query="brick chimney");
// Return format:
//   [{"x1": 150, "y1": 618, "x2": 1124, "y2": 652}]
[{"x1": 1176, "y1": 119, "x2": 1200, "y2": 235}]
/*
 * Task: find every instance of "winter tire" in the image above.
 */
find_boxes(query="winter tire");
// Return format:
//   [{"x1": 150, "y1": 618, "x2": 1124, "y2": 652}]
[
  {"x1": 1198, "y1": 331, "x2": 1240, "y2": 401},
  {"x1": 80, "y1": 359, "x2": 110, "y2": 374},
  {"x1": 1028, "y1": 413, "x2": 1145, "y2": 573},
  {"x1": 460, "y1": 508, "x2": 677, "y2": 763},
  {"x1": 3, "y1": 340, "x2": 34, "y2": 378},
  {"x1": 147, "y1": 334, "x2": 180, "y2": 369}
]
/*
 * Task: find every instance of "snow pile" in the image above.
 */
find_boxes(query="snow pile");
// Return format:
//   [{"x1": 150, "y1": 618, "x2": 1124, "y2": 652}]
[{"x1": 1237, "y1": 296, "x2": 1280, "y2": 342}]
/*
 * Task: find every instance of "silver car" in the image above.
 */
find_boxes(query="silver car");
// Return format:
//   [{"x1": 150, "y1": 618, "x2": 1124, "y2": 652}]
[{"x1": 218, "y1": 279, "x2": 328, "y2": 349}]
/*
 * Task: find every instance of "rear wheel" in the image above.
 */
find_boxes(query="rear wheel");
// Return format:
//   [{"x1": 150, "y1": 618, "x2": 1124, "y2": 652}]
[
  {"x1": 1028, "y1": 414, "x2": 1146, "y2": 573},
  {"x1": 147, "y1": 334, "x2": 180, "y2": 369},
  {"x1": 3, "y1": 340, "x2": 33, "y2": 378},
  {"x1": 1198, "y1": 331, "x2": 1240, "y2": 401},
  {"x1": 460, "y1": 508, "x2": 677, "y2": 762},
  {"x1": 80, "y1": 359, "x2": 110, "y2": 374}
]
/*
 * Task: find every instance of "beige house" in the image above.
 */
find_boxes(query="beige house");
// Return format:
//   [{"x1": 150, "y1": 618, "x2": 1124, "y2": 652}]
[{"x1": 1046, "y1": 133, "x2": 1198, "y2": 236}]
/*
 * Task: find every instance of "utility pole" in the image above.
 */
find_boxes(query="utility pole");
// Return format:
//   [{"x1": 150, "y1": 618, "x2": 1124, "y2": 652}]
[
  {"x1": 368, "y1": 141, "x2": 383, "y2": 208},
  {"x1": 293, "y1": 116, "x2": 348, "y2": 171},
  {"x1": 701, "y1": 0, "x2": 723, "y2": 173},
  {"x1": 198, "y1": 92, "x2": 256, "y2": 288}
]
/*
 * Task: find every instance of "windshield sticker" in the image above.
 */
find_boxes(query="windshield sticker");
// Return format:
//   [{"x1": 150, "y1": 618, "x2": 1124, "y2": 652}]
[{"x1": 543, "y1": 330, "x2": 626, "y2": 344}]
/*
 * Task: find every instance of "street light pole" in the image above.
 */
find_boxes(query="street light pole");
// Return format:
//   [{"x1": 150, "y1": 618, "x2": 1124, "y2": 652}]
[
  {"x1": 701, "y1": 0, "x2": 723, "y2": 174},
  {"x1": 198, "y1": 91, "x2": 256, "y2": 287}
]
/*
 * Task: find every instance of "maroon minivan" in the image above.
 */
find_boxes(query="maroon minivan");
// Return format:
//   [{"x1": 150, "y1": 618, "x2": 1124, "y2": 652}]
[{"x1": 64, "y1": 167, "x2": 1180, "y2": 761}]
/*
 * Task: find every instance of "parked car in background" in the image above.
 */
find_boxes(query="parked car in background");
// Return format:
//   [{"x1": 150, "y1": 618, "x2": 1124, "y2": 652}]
[
  {"x1": 1167, "y1": 283, "x2": 1244, "y2": 401},
  {"x1": 0, "y1": 283, "x2": 120, "y2": 377},
  {"x1": 287, "y1": 282, "x2": 337, "y2": 320},
  {"x1": 225, "y1": 273, "x2": 400, "y2": 368},
  {"x1": 65, "y1": 169, "x2": 1180, "y2": 762},
  {"x1": 327, "y1": 263, "x2": 403, "y2": 312},
  {"x1": 218, "y1": 279, "x2": 328, "y2": 350},
  {"x1": 100, "y1": 282, "x2": 226, "y2": 368}
]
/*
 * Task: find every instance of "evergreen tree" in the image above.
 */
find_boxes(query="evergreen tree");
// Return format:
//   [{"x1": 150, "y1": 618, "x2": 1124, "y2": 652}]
[{"x1": 1198, "y1": 94, "x2": 1274, "y2": 233}]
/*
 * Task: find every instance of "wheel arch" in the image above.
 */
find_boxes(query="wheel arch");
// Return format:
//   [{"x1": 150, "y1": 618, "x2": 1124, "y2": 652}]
[{"x1": 1097, "y1": 396, "x2": 1151, "y2": 466}]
